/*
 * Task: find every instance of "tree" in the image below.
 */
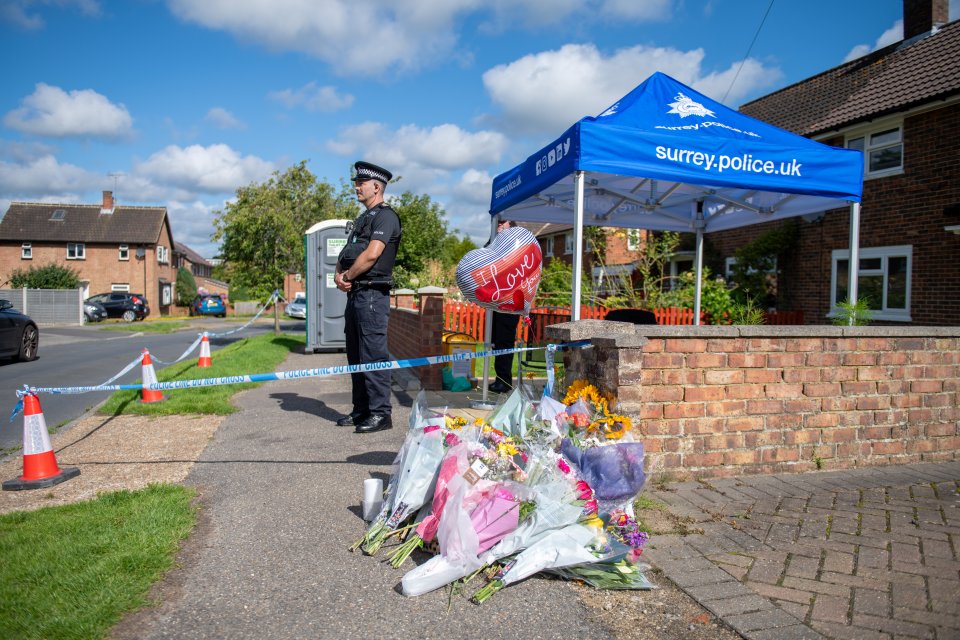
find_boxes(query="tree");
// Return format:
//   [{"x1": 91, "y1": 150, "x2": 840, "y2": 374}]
[
  {"x1": 391, "y1": 191, "x2": 453, "y2": 277},
  {"x1": 8, "y1": 263, "x2": 80, "y2": 289},
  {"x1": 535, "y1": 258, "x2": 589, "y2": 307},
  {"x1": 175, "y1": 267, "x2": 197, "y2": 305},
  {"x1": 633, "y1": 231, "x2": 681, "y2": 309},
  {"x1": 213, "y1": 161, "x2": 352, "y2": 302}
]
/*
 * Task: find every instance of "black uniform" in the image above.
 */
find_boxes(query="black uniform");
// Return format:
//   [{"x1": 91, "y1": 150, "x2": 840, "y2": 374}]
[
  {"x1": 491, "y1": 311, "x2": 519, "y2": 389},
  {"x1": 338, "y1": 202, "x2": 402, "y2": 418}
]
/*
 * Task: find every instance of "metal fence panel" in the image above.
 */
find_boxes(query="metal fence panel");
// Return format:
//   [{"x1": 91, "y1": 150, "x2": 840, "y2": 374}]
[{"x1": 0, "y1": 288, "x2": 83, "y2": 325}]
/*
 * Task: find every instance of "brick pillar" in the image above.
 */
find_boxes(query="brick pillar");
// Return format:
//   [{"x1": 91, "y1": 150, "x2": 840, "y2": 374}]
[{"x1": 418, "y1": 291, "x2": 446, "y2": 390}]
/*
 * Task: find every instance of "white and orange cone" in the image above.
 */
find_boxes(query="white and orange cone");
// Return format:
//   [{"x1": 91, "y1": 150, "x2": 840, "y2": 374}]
[
  {"x1": 3, "y1": 393, "x2": 80, "y2": 491},
  {"x1": 140, "y1": 349, "x2": 165, "y2": 404},
  {"x1": 197, "y1": 332, "x2": 212, "y2": 368}
]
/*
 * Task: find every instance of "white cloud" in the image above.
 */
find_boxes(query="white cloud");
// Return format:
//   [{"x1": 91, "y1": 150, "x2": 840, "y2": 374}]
[
  {"x1": 328, "y1": 122, "x2": 508, "y2": 172},
  {"x1": 268, "y1": 82, "x2": 354, "y2": 112},
  {"x1": 0, "y1": 154, "x2": 100, "y2": 195},
  {"x1": 3, "y1": 83, "x2": 134, "y2": 139},
  {"x1": 0, "y1": 0, "x2": 101, "y2": 30},
  {"x1": 166, "y1": 0, "x2": 677, "y2": 76},
  {"x1": 844, "y1": 20, "x2": 903, "y2": 62},
  {"x1": 165, "y1": 199, "x2": 222, "y2": 258},
  {"x1": 205, "y1": 107, "x2": 246, "y2": 130},
  {"x1": 135, "y1": 144, "x2": 275, "y2": 193},
  {"x1": 482, "y1": 43, "x2": 781, "y2": 135},
  {"x1": 166, "y1": 0, "x2": 475, "y2": 76}
]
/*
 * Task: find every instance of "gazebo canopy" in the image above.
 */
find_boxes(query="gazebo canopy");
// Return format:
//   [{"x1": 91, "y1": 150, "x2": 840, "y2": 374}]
[{"x1": 490, "y1": 72, "x2": 865, "y2": 321}]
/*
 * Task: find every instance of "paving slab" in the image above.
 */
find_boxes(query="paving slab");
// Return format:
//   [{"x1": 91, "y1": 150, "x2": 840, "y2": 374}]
[{"x1": 644, "y1": 458, "x2": 960, "y2": 640}]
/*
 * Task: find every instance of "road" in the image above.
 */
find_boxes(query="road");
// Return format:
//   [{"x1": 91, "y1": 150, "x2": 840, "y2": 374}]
[{"x1": 0, "y1": 318, "x2": 306, "y2": 450}]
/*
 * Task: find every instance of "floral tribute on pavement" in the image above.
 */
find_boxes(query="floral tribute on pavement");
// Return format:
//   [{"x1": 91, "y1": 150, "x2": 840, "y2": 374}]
[{"x1": 350, "y1": 380, "x2": 654, "y2": 602}]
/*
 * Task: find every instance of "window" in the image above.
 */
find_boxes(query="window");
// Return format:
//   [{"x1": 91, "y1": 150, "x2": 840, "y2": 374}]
[
  {"x1": 119, "y1": 244, "x2": 129, "y2": 261},
  {"x1": 544, "y1": 237, "x2": 554, "y2": 257},
  {"x1": 725, "y1": 256, "x2": 777, "y2": 280},
  {"x1": 111, "y1": 283, "x2": 130, "y2": 292},
  {"x1": 831, "y1": 245, "x2": 911, "y2": 321},
  {"x1": 67, "y1": 242, "x2": 85, "y2": 259},
  {"x1": 156, "y1": 245, "x2": 169, "y2": 264},
  {"x1": 21, "y1": 242, "x2": 32, "y2": 259},
  {"x1": 50, "y1": 209, "x2": 66, "y2": 221},
  {"x1": 564, "y1": 232, "x2": 574, "y2": 254},
  {"x1": 626, "y1": 229, "x2": 641, "y2": 252},
  {"x1": 667, "y1": 252, "x2": 695, "y2": 289},
  {"x1": 847, "y1": 123, "x2": 902, "y2": 178}
]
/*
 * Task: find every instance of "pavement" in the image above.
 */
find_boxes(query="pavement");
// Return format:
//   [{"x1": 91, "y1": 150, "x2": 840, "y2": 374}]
[{"x1": 103, "y1": 347, "x2": 959, "y2": 640}]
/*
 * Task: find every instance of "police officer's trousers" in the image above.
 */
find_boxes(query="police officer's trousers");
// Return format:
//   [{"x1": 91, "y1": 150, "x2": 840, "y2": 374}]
[{"x1": 344, "y1": 287, "x2": 392, "y2": 416}]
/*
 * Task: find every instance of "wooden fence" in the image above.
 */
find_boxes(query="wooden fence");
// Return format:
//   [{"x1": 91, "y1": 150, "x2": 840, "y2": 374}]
[{"x1": 442, "y1": 300, "x2": 803, "y2": 343}]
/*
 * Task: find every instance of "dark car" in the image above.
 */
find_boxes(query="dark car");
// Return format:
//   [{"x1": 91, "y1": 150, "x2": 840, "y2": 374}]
[
  {"x1": 85, "y1": 292, "x2": 150, "y2": 322},
  {"x1": 83, "y1": 299, "x2": 108, "y2": 323},
  {"x1": 190, "y1": 294, "x2": 226, "y2": 317},
  {"x1": 0, "y1": 299, "x2": 39, "y2": 362}
]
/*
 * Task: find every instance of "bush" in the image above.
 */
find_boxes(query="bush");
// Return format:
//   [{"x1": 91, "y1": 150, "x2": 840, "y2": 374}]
[
  {"x1": 175, "y1": 267, "x2": 197, "y2": 305},
  {"x1": 8, "y1": 263, "x2": 80, "y2": 289}
]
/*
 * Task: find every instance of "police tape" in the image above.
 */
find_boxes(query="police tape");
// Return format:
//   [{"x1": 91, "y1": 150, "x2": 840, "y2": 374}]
[{"x1": 15, "y1": 340, "x2": 591, "y2": 401}]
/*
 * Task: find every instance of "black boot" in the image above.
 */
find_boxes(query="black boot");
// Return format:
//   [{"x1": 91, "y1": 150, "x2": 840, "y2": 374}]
[
  {"x1": 336, "y1": 412, "x2": 368, "y2": 427},
  {"x1": 355, "y1": 414, "x2": 393, "y2": 434}
]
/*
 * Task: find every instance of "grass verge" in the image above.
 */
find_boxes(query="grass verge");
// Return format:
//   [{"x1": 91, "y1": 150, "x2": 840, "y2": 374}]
[
  {"x1": 0, "y1": 484, "x2": 196, "y2": 640},
  {"x1": 99, "y1": 332, "x2": 303, "y2": 416}
]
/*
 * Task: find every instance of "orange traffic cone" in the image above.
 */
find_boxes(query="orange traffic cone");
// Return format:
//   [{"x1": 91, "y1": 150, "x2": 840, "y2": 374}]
[
  {"x1": 140, "y1": 349, "x2": 165, "y2": 404},
  {"x1": 3, "y1": 393, "x2": 80, "y2": 491},
  {"x1": 197, "y1": 332, "x2": 212, "y2": 368}
]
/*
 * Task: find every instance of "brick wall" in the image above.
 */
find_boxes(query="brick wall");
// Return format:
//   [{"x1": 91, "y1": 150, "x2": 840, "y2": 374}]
[
  {"x1": 387, "y1": 293, "x2": 445, "y2": 390},
  {"x1": 546, "y1": 321, "x2": 959, "y2": 478}
]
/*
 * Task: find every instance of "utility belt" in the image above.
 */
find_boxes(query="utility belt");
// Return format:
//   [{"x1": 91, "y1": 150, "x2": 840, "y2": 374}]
[{"x1": 349, "y1": 280, "x2": 392, "y2": 293}]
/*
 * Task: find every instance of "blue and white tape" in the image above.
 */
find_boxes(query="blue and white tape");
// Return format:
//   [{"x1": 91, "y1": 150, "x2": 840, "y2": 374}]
[{"x1": 19, "y1": 341, "x2": 589, "y2": 399}]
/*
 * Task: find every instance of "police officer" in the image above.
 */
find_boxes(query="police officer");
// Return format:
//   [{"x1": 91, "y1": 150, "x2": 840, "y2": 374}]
[{"x1": 335, "y1": 161, "x2": 402, "y2": 434}]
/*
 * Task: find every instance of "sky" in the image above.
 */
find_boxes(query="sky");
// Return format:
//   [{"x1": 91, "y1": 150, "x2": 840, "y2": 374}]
[{"x1": 2, "y1": 0, "x2": 957, "y2": 260}]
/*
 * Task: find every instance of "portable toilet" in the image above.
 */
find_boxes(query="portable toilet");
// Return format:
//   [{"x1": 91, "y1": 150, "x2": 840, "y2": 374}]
[{"x1": 305, "y1": 219, "x2": 351, "y2": 353}]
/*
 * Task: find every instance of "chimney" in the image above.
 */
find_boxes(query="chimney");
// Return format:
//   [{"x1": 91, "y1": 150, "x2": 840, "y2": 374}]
[
  {"x1": 903, "y1": 0, "x2": 948, "y2": 40},
  {"x1": 101, "y1": 190, "x2": 114, "y2": 213}
]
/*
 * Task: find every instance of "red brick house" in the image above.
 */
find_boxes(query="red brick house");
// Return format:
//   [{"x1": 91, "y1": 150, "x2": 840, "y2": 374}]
[
  {"x1": 707, "y1": 0, "x2": 960, "y2": 325},
  {"x1": 0, "y1": 191, "x2": 177, "y2": 313}
]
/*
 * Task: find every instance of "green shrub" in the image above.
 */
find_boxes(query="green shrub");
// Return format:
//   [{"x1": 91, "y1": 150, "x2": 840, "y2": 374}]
[{"x1": 8, "y1": 263, "x2": 80, "y2": 289}]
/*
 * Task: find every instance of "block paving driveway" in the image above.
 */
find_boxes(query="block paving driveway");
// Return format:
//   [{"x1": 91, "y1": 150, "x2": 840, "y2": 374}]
[{"x1": 643, "y1": 462, "x2": 960, "y2": 640}]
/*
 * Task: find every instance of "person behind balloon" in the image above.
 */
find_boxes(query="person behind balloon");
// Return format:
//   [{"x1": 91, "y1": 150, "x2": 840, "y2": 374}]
[
  {"x1": 488, "y1": 218, "x2": 521, "y2": 394},
  {"x1": 334, "y1": 161, "x2": 402, "y2": 434}
]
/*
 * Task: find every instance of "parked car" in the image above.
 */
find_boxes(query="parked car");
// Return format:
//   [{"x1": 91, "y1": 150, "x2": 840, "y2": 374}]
[
  {"x1": 83, "y1": 300, "x2": 108, "y2": 323},
  {"x1": 191, "y1": 294, "x2": 226, "y2": 317},
  {"x1": 0, "y1": 299, "x2": 39, "y2": 362},
  {"x1": 285, "y1": 292, "x2": 306, "y2": 319},
  {"x1": 85, "y1": 292, "x2": 150, "y2": 322}
]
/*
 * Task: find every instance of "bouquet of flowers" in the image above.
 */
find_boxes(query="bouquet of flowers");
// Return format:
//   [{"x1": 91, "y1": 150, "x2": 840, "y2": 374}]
[
  {"x1": 399, "y1": 422, "x2": 532, "y2": 596},
  {"x1": 352, "y1": 393, "x2": 447, "y2": 555},
  {"x1": 354, "y1": 377, "x2": 655, "y2": 601}
]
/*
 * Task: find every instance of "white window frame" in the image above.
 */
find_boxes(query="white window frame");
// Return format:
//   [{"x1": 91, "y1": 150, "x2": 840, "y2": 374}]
[
  {"x1": 725, "y1": 256, "x2": 777, "y2": 279},
  {"x1": 67, "y1": 242, "x2": 85, "y2": 260},
  {"x1": 845, "y1": 120, "x2": 903, "y2": 180},
  {"x1": 830, "y1": 245, "x2": 912, "y2": 322},
  {"x1": 564, "y1": 232, "x2": 574, "y2": 254},
  {"x1": 119, "y1": 244, "x2": 129, "y2": 261},
  {"x1": 544, "y1": 237, "x2": 554, "y2": 257},
  {"x1": 156, "y1": 245, "x2": 169, "y2": 264},
  {"x1": 111, "y1": 283, "x2": 130, "y2": 292},
  {"x1": 667, "y1": 251, "x2": 695, "y2": 289},
  {"x1": 626, "y1": 229, "x2": 641, "y2": 252},
  {"x1": 21, "y1": 242, "x2": 32, "y2": 259}
]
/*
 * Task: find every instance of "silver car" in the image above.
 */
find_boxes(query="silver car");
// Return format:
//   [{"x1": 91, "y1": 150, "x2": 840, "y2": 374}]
[{"x1": 285, "y1": 293, "x2": 306, "y2": 319}]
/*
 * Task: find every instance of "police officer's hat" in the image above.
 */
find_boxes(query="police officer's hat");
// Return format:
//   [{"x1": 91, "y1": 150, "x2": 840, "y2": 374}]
[{"x1": 351, "y1": 161, "x2": 392, "y2": 184}]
